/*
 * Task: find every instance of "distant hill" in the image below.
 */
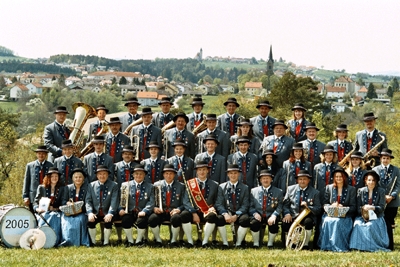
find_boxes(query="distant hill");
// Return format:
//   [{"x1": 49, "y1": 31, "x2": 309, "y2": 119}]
[{"x1": 0, "y1": 45, "x2": 15, "y2": 57}]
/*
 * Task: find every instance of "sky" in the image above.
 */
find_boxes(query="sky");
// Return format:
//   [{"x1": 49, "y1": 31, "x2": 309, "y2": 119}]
[{"x1": 1, "y1": 0, "x2": 400, "y2": 74}]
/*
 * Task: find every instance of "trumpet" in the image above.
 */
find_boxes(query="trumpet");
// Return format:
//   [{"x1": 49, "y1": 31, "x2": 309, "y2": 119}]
[{"x1": 131, "y1": 135, "x2": 140, "y2": 161}]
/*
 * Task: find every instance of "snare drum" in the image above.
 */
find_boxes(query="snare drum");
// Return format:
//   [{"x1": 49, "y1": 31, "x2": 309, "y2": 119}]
[{"x1": 0, "y1": 204, "x2": 37, "y2": 247}]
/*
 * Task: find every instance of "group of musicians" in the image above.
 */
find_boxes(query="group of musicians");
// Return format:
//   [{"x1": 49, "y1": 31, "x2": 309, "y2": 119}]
[{"x1": 21, "y1": 96, "x2": 399, "y2": 251}]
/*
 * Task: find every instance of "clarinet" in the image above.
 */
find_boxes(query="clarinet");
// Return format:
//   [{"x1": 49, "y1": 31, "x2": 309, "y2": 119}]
[{"x1": 226, "y1": 199, "x2": 236, "y2": 242}]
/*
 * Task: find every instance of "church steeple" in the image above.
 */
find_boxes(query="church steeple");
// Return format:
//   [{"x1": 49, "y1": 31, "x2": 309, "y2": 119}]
[
  {"x1": 266, "y1": 45, "x2": 274, "y2": 92},
  {"x1": 268, "y1": 45, "x2": 273, "y2": 62}
]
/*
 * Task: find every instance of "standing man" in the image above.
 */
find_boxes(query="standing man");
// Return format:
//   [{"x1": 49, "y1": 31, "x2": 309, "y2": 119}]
[
  {"x1": 300, "y1": 122, "x2": 326, "y2": 169},
  {"x1": 249, "y1": 170, "x2": 283, "y2": 248},
  {"x1": 114, "y1": 145, "x2": 137, "y2": 188},
  {"x1": 194, "y1": 134, "x2": 227, "y2": 184},
  {"x1": 86, "y1": 165, "x2": 119, "y2": 246},
  {"x1": 355, "y1": 112, "x2": 387, "y2": 166},
  {"x1": 180, "y1": 161, "x2": 222, "y2": 248},
  {"x1": 105, "y1": 117, "x2": 130, "y2": 163},
  {"x1": 149, "y1": 164, "x2": 187, "y2": 247},
  {"x1": 22, "y1": 145, "x2": 53, "y2": 212},
  {"x1": 121, "y1": 97, "x2": 141, "y2": 134},
  {"x1": 152, "y1": 97, "x2": 174, "y2": 129},
  {"x1": 216, "y1": 164, "x2": 250, "y2": 248},
  {"x1": 197, "y1": 114, "x2": 231, "y2": 159},
  {"x1": 217, "y1": 97, "x2": 242, "y2": 137},
  {"x1": 164, "y1": 113, "x2": 195, "y2": 159},
  {"x1": 166, "y1": 141, "x2": 194, "y2": 183},
  {"x1": 141, "y1": 141, "x2": 167, "y2": 184},
  {"x1": 282, "y1": 170, "x2": 321, "y2": 250},
  {"x1": 53, "y1": 139, "x2": 83, "y2": 185},
  {"x1": 227, "y1": 136, "x2": 259, "y2": 189},
  {"x1": 131, "y1": 107, "x2": 163, "y2": 161},
  {"x1": 260, "y1": 120, "x2": 295, "y2": 167},
  {"x1": 119, "y1": 165, "x2": 154, "y2": 247},
  {"x1": 83, "y1": 136, "x2": 114, "y2": 182},
  {"x1": 186, "y1": 97, "x2": 205, "y2": 132},
  {"x1": 250, "y1": 100, "x2": 276, "y2": 142},
  {"x1": 43, "y1": 106, "x2": 71, "y2": 162},
  {"x1": 88, "y1": 104, "x2": 108, "y2": 142}
]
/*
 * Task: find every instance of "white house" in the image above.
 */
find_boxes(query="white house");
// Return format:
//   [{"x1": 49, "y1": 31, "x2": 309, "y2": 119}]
[
  {"x1": 331, "y1": 102, "x2": 348, "y2": 113},
  {"x1": 244, "y1": 82, "x2": 263, "y2": 95},
  {"x1": 334, "y1": 76, "x2": 355, "y2": 94},
  {"x1": 376, "y1": 89, "x2": 388, "y2": 99},
  {"x1": 10, "y1": 84, "x2": 29, "y2": 100},
  {"x1": 137, "y1": 91, "x2": 159, "y2": 106},
  {"x1": 65, "y1": 76, "x2": 82, "y2": 86},
  {"x1": 220, "y1": 84, "x2": 235, "y2": 93},
  {"x1": 26, "y1": 82, "x2": 43, "y2": 95}
]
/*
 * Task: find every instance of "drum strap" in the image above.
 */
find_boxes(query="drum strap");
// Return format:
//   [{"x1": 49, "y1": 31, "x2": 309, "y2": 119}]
[{"x1": 38, "y1": 213, "x2": 51, "y2": 227}]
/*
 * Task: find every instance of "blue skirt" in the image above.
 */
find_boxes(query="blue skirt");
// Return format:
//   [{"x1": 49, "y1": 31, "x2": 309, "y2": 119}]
[
  {"x1": 349, "y1": 216, "x2": 390, "y2": 252},
  {"x1": 59, "y1": 213, "x2": 90, "y2": 247},
  {"x1": 318, "y1": 214, "x2": 353, "y2": 252},
  {"x1": 37, "y1": 211, "x2": 62, "y2": 246}
]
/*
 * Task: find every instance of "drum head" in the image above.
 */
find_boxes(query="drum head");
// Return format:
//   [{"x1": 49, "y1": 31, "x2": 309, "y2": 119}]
[
  {"x1": 19, "y1": 228, "x2": 46, "y2": 250},
  {"x1": 39, "y1": 225, "x2": 57, "y2": 248},
  {"x1": 0, "y1": 206, "x2": 37, "y2": 247}
]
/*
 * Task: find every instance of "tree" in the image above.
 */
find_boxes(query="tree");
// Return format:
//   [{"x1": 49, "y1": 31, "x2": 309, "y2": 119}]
[
  {"x1": 390, "y1": 77, "x2": 399, "y2": 92},
  {"x1": 366, "y1": 83, "x2": 377, "y2": 99},
  {"x1": 356, "y1": 77, "x2": 365, "y2": 86},
  {"x1": 119, "y1": 76, "x2": 127, "y2": 85},
  {"x1": 0, "y1": 76, "x2": 6, "y2": 89},
  {"x1": 11, "y1": 76, "x2": 17, "y2": 83},
  {"x1": 268, "y1": 72, "x2": 324, "y2": 120},
  {"x1": 213, "y1": 78, "x2": 222, "y2": 85},
  {"x1": 250, "y1": 57, "x2": 258, "y2": 64},
  {"x1": 387, "y1": 86, "x2": 394, "y2": 98},
  {"x1": 58, "y1": 74, "x2": 65, "y2": 87},
  {"x1": 111, "y1": 77, "x2": 117, "y2": 85}
]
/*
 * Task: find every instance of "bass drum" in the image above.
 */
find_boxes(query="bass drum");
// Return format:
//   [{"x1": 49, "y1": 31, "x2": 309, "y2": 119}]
[
  {"x1": 39, "y1": 225, "x2": 57, "y2": 248},
  {"x1": 0, "y1": 204, "x2": 37, "y2": 247}
]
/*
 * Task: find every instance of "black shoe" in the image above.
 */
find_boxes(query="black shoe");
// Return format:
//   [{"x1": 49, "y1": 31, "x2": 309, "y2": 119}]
[
  {"x1": 116, "y1": 239, "x2": 123, "y2": 246},
  {"x1": 202, "y1": 243, "x2": 210, "y2": 248},
  {"x1": 102, "y1": 243, "x2": 111, "y2": 247},
  {"x1": 186, "y1": 243, "x2": 194, "y2": 248},
  {"x1": 267, "y1": 245, "x2": 274, "y2": 249},
  {"x1": 221, "y1": 244, "x2": 229, "y2": 250},
  {"x1": 302, "y1": 245, "x2": 310, "y2": 251},
  {"x1": 135, "y1": 241, "x2": 145, "y2": 247},
  {"x1": 252, "y1": 244, "x2": 260, "y2": 249},
  {"x1": 125, "y1": 242, "x2": 134, "y2": 247},
  {"x1": 169, "y1": 242, "x2": 179, "y2": 248},
  {"x1": 143, "y1": 239, "x2": 148, "y2": 245},
  {"x1": 211, "y1": 240, "x2": 219, "y2": 247},
  {"x1": 154, "y1": 241, "x2": 163, "y2": 248},
  {"x1": 195, "y1": 240, "x2": 202, "y2": 247},
  {"x1": 179, "y1": 240, "x2": 186, "y2": 247}
]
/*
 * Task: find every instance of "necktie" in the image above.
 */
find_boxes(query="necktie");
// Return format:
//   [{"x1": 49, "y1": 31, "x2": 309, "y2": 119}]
[
  {"x1": 295, "y1": 121, "x2": 302, "y2": 140},
  {"x1": 325, "y1": 165, "x2": 331, "y2": 185},
  {"x1": 110, "y1": 136, "x2": 116, "y2": 162},
  {"x1": 352, "y1": 170, "x2": 357, "y2": 186},
  {"x1": 151, "y1": 161, "x2": 156, "y2": 184},
  {"x1": 97, "y1": 122, "x2": 102, "y2": 133},
  {"x1": 96, "y1": 155, "x2": 101, "y2": 168},
  {"x1": 367, "y1": 133, "x2": 372, "y2": 151},
  {"x1": 231, "y1": 185, "x2": 236, "y2": 211},
  {"x1": 207, "y1": 157, "x2": 213, "y2": 167},
  {"x1": 177, "y1": 157, "x2": 183, "y2": 182},
  {"x1": 229, "y1": 116, "x2": 234, "y2": 136},
  {"x1": 135, "y1": 184, "x2": 140, "y2": 208},
  {"x1": 262, "y1": 118, "x2": 268, "y2": 137},
  {"x1": 63, "y1": 125, "x2": 69, "y2": 139},
  {"x1": 262, "y1": 189, "x2": 267, "y2": 217},
  {"x1": 177, "y1": 130, "x2": 182, "y2": 140},
  {"x1": 99, "y1": 184, "x2": 104, "y2": 216},
  {"x1": 200, "y1": 182, "x2": 205, "y2": 195},
  {"x1": 309, "y1": 141, "x2": 315, "y2": 164},
  {"x1": 241, "y1": 156, "x2": 247, "y2": 184},
  {"x1": 65, "y1": 159, "x2": 70, "y2": 185},
  {"x1": 166, "y1": 185, "x2": 171, "y2": 210},
  {"x1": 194, "y1": 114, "x2": 200, "y2": 127},
  {"x1": 39, "y1": 163, "x2": 44, "y2": 184},
  {"x1": 338, "y1": 142, "x2": 345, "y2": 161},
  {"x1": 125, "y1": 164, "x2": 130, "y2": 182},
  {"x1": 273, "y1": 138, "x2": 279, "y2": 153},
  {"x1": 299, "y1": 190, "x2": 304, "y2": 207}
]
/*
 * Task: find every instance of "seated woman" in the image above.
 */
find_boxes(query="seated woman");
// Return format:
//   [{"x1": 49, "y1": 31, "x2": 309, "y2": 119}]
[
  {"x1": 349, "y1": 171, "x2": 390, "y2": 252},
  {"x1": 59, "y1": 168, "x2": 90, "y2": 247},
  {"x1": 282, "y1": 143, "x2": 312, "y2": 195},
  {"x1": 318, "y1": 166, "x2": 356, "y2": 251},
  {"x1": 261, "y1": 149, "x2": 286, "y2": 193},
  {"x1": 230, "y1": 119, "x2": 261, "y2": 156},
  {"x1": 33, "y1": 167, "x2": 64, "y2": 245}
]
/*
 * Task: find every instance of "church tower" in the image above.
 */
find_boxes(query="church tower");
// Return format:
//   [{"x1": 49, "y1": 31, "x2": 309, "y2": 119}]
[{"x1": 266, "y1": 45, "x2": 274, "y2": 92}]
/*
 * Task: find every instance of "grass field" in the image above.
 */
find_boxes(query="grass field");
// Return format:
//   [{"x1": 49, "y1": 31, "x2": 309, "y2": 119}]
[
  {"x1": 1, "y1": 217, "x2": 400, "y2": 267},
  {"x1": 0, "y1": 101, "x2": 19, "y2": 113}
]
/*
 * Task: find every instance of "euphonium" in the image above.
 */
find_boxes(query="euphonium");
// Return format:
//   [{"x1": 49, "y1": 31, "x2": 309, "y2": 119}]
[
  {"x1": 286, "y1": 207, "x2": 311, "y2": 250},
  {"x1": 192, "y1": 115, "x2": 207, "y2": 136},
  {"x1": 69, "y1": 102, "x2": 97, "y2": 155},
  {"x1": 161, "y1": 120, "x2": 176, "y2": 134}
]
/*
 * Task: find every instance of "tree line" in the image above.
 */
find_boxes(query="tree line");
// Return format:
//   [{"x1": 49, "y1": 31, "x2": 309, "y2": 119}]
[
  {"x1": 0, "y1": 45, "x2": 15, "y2": 57},
  {"x1": 0, "y1": 60, "x2": 76, "y2": 76}
]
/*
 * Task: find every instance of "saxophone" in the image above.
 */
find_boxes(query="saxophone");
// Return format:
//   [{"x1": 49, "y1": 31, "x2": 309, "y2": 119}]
[
  {"x1": 286, "y1": 207, "x2": 311, "y2": 250},
  {"x1": 363, "y1": 134, "x2": 385, "y2": 168}
]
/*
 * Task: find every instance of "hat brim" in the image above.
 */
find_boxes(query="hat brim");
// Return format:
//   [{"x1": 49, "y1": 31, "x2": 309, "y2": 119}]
[
  {"x1": 54, "y1": 111, "x2": 69, "y2": 114},
  {"x1": 173, "y1": 115, "x2": 189, "y2": 123},
  {"x1": 195, "y1": 164, "x2": 211, "y2": 169},
  {"x1": 256, "y1": 104, "x2": 273, "y2": 109},
  {"x1": 306, "y1": 127, "x2": 320, "y2": 131},
  {"x1": 223, "y1": 101, "x2": 240, "y2": 107},
  {"x1": 96, "y1": 108, "x2": 109, "y2": 113},
  {"x1": 226, "y1": 168, "x2": 241, "y2": 173},
  {"x1": 272, "y1": 124, "x2": 288, "y2": 129},
  {"x1": 379, "y1": 152, "x2": 394, "y2": 159},
  {"x1": 124, "y1": 102, "x2": 141, "y2": 106},
  {"x1": 162, "y1": 168, "x2": 177, "y2": 173},
  {"x1": 291, "y1": 106, "x2": 307, "y2": 111}
]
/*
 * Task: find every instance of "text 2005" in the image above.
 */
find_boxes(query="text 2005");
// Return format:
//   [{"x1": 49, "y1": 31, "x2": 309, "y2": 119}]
[{"x1": 5, "y1": 219, "x2": 29, "y2": 228}]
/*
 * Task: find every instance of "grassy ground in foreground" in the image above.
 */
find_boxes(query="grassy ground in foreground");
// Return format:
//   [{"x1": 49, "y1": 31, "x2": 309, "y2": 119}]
[{"x1": 1, "y1": 217, "x2": 400, "y2": 267}]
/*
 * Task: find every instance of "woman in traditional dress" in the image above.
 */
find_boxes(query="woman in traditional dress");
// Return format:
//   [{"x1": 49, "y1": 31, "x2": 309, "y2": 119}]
[
  {"x1": 59, "y1": 168, "x2": 90, "y2": 247},
  {"x1": 33, "y1": 167, "x2": 64, "y2": 245},
  {"x1": 318, "y1": 166, "x2": 356, "y2": 251},
  {"x1": 346, "y1": 151, "x2": 366, "y2": 190},
  {"x1": 230, "y1": 119, "x2": 261, "y2": 155},
  {"x1": 287, "y1": 103, "x2": 308, "y2": 142},
  {"x1": 349, "y1": 171, "x2": 390, "y2": 251},
  {"x1": 261, "y1": 149, "x2": 286, "y2": 193},
  {"x1": 281, "y1": 142, "x2": 312, "y2": 195},
  {"x1": 327, "y1": 124, "x2": 353, "y2": 163}
]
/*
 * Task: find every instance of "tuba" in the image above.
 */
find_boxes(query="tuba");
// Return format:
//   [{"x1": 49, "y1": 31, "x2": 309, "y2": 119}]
[
  {"x1": 69, "y1": 102, "x2": 97, "y2": 155},
  {"x1": 124, "y1": 118, "x2": 143, "y2": 136},
  {"x1": 286, "y1": 207, "x2": 311, "y2": 250},
  {"x1": 161, "y1": 120, "x2": 176, "y2": 134}
]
